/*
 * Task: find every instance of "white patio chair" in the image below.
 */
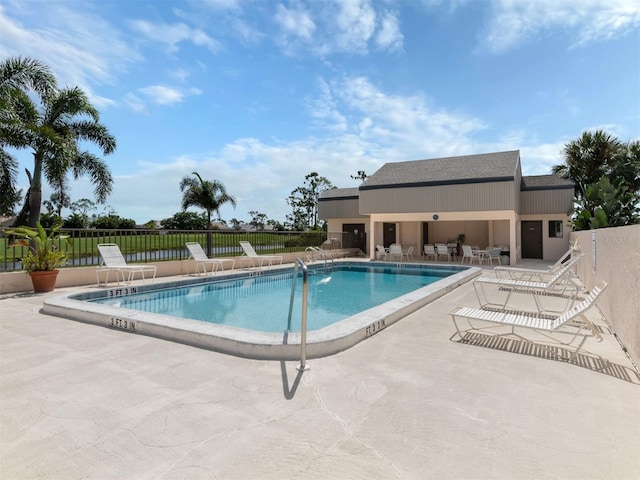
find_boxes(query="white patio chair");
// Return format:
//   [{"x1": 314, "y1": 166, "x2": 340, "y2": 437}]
[
  {"x1": 403, "y1": 245, "x2": 414, "y2": 260},
  {"x1": 436, "y1": 244, "x2": 450, "y2": 261},
  {"x1": 423, "y1": 244, "x2": 437, "y2": 261},
  {"x1": 388, "y1": 243, "x2": 404, "y2": 261},
  {"x1": 239, "y1": 241, "x2": 283, "y2": 268},
  {"x1": 376, "y1": 244, "x2": 389, "y2": 260},
  {"x1": 460, "y1": 245, "x2": 481, "y2": 264},
  {"x1": 96, "y1": 243, "x2": 157, "y2": 287},
  {"x1": 186, "y1": 242, "x2": 235, "y2": 275},
  {"x1": 487, "y1": 247, "x2": 502, "y2": 266}
]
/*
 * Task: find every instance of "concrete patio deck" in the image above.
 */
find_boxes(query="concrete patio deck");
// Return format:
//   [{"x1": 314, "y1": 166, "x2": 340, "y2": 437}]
[{"x1": 1, "y1": 265, "x2": 639, "y2": 480}]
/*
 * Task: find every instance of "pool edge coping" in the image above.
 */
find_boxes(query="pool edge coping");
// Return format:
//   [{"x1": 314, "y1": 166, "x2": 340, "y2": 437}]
[{"x1": 42, "y1": 260, "x2": 482, "y2": 360}]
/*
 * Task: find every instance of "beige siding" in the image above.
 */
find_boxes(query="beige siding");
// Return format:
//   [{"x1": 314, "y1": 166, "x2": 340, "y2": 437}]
[
  {"x1": 360, "y1": 181, "x2": 516, "y2": 214},
  {"x1": 318, "y1": 198, "x2": 364, "y2": 219},
  {"x1": 514, "y1": 165, "x2": 522, "y2": 213},
  {"x1": 520, "y1": 189, "x2": 573, "y2": 214}
]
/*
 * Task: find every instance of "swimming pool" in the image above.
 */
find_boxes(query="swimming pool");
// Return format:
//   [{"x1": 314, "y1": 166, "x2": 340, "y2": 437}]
[
  {"x1": 43, "y1": 260, "x2": 480, "y2": 360},
  {"x1": 90, "y1": 264, "x2": 456, "y2": 332}
]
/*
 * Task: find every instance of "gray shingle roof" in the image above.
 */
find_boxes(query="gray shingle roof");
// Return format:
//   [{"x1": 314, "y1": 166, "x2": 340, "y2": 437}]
[
  {"x1": 319, "y1": 187, "x2": 360, "y2": 200},
  {"x1": 359, "y1": 150, "x2": 521, "y2": 190},
  {"x1": 521, "y1": 174, "x2": 574, "y2": 190}
]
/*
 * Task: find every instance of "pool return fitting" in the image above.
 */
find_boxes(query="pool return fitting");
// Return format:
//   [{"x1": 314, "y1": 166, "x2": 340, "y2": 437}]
[{"x1": 288, "y1": 257, "x2": 310, "y2": 371}]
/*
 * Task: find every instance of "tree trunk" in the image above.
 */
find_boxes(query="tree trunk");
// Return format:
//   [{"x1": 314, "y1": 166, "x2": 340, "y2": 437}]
[
  {"x1": 206, "y1": 211, "x2": 212, "y2": 257},
  {"x1": 27, "y1": 153, "x2": 44, "y2": 227},
  {"x1": 27, "y1": 186, "x2": 41, "y2": 227}
]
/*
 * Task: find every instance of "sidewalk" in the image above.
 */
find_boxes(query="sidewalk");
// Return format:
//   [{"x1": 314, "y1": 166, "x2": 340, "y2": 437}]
[{"x1": 1, "y1": 271, "x2": 639, "y2": 479}]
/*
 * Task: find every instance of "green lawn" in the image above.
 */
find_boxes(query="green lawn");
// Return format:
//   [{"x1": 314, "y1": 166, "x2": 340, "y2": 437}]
[{"x1": 1, "y1": 230, "x2": 327, "y2": 269}]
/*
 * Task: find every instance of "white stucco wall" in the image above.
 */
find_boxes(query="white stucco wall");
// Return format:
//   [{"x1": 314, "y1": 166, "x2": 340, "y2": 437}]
[{"x1": 520, "y1": 214, "x2": 572, "y2": 261}]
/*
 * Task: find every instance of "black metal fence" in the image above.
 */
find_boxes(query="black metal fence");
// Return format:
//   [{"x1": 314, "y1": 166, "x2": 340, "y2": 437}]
[{"x1": 1, "y1": 228, "x2": 360, "y2": 272}]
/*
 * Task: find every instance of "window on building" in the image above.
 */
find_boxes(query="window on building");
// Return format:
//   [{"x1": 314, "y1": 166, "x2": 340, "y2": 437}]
[{"x1": 549, "y1": 220, "x2": 563, "y2": 238}]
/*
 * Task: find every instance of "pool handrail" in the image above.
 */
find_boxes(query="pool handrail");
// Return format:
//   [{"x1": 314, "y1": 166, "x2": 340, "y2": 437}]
[{"x1": 289, "y1": 257, "x2": 310, "y2": 371}]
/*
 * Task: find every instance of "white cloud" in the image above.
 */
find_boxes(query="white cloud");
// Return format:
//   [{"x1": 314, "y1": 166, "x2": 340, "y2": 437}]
[
  {"x1": 306, "y1": 77, "x2": 349, "y2": 132},
  {"x1": 0, "y1": 1, "x2": 141, "y2": 105},
  {"x1": 124, "y1": 93, "x2": 146, "y2": 113},
  {"x1": 273, "y1": 0, "x2": 403, "y2": 57},
  {"x1": 482, "y1": 0, "x2": 640, "y2": 53},
  {"x1": 332, "y1": 0, "x2": 377, "y2": 53},
  {"x1": 170, "y1": 68, "x2": 191, "y2": 82},
  {"x1": 519, "y1": 142, "x2": 566, "y2": 175},
  {"x1": 275, "y1": 4, "x2": 316, "y2": 40},
  {"x1": 130, "y1": 19, "x2": 220, "y2": 53},
  {"x1": 198, "y1": 0, "x2": 243, "y2": 10},
  {"x1": 138, "y1": 85, "x2": 195, "y2": 105},
  {"x1": 375, "y1": 11, "x2": 403, "y2": 51},
  {"x1": 324, "y1": 76, "x2": 486, "y2": 159}
]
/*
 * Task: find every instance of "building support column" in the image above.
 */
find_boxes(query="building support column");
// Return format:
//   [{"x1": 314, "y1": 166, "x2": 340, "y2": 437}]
[
  {"x1": 368, "y1": 216, "x2": 377, "y2": 260},
  {"x1": 510, "y1": 213, "x2": 518, "y2": 265}
]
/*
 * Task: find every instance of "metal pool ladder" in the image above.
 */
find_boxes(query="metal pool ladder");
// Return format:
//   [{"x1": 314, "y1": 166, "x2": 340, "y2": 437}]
[{"x1": 288, "y1": 257, "x2": 309, "y2": 371}]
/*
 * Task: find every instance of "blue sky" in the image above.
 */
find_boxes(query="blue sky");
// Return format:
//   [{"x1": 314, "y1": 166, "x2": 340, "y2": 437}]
[{"x1": 1, "y1": 0, "x2": 639, "y2": 225}]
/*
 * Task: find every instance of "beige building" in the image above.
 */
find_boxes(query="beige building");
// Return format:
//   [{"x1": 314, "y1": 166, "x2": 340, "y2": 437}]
[{"x1": 318, "y1": 150, "x2": 574, "y2": 265}]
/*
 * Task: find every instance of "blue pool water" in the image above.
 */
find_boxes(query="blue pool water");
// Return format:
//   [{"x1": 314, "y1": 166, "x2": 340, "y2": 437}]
[{"x1": 91, "y1": 264, "x2": 459, "y2": 333}]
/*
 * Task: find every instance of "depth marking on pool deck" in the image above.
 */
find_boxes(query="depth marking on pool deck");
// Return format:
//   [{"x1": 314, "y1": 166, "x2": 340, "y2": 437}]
[
  {"x1": 365, "y1": 319, "x2": 386, "y2": 337},
  {"x1": 110, "y1": 317, "x2": 136, "y2": 331},
  {"x1": 107, "y1": 286, "x2": 138, "y2": 297}
]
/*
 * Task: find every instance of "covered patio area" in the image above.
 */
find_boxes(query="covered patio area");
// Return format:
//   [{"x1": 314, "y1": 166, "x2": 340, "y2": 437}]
[{"x1": 367, "y1": 211, "x2": 519, "y2": 265}]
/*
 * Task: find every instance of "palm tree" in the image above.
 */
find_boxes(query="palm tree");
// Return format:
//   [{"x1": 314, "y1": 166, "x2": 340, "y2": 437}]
[
  {"x1": 0, "y1": 57, "x2": 57, "y2": 216},
  {"x1": 553, "y1": 130, "x2": 640, "y2": 229},
  {"x1": 12, "y1": 86, "x2": 116, "y2": 227},
  {"x1": 180, "y1": 172, "x2": 236, "y2": 255},
  {"x1": 552, "y1": 130, "x2": 624, "y2": 200}
]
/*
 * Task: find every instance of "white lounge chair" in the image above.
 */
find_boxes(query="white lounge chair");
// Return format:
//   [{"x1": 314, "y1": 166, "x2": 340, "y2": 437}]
[
  {"x1": 494, "y1": 243, "x2": 579, "y2": 281},
  {"x1": 96, "y1": 243, "x2": 157, "y2": 287},
  {"x1": 305, "y1": 246, "x2": 333, "y2": 263},
  {"x1": 473, "y1": 254, "x2": 585, "y2": 313},
  {"x1": 186, "y1": 242, "x2": 235, "y2": 275},
  {"x1": 449, "y1": 281, "x2": 607, "y2": 357},
  {"x1": 239, "y1": 241, "x2": 283, "y2": 268}
]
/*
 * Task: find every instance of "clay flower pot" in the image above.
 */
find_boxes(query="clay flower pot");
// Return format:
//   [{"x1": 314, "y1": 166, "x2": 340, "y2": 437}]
[{"x1": 28, "y1": 270, "x2": 60, "y2": 293}]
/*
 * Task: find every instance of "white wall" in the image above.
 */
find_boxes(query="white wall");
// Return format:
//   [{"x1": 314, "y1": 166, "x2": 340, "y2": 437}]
[{"x1": 521, "y1": 214, "x2": 571, "y2": 261}]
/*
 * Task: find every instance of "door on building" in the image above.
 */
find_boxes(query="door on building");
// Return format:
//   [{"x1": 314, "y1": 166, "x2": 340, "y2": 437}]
[
  {"x1": 383, "y1": 223, "x2": 396, "y2": 247},
  {"x1": 342, "y1": 223, "x2": 366, "y2": 252},
  {"x1": 521, "y1": 221, "x2": 543, "y2": 259},
  {"x1": 422, "y1": 222, "x2": 429, "y2": 246}
]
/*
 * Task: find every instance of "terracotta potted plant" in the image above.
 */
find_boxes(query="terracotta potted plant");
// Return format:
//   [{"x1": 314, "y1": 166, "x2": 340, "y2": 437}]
[{"x1": 8, "y1": 222, "x2": 70, "y2": 292}]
